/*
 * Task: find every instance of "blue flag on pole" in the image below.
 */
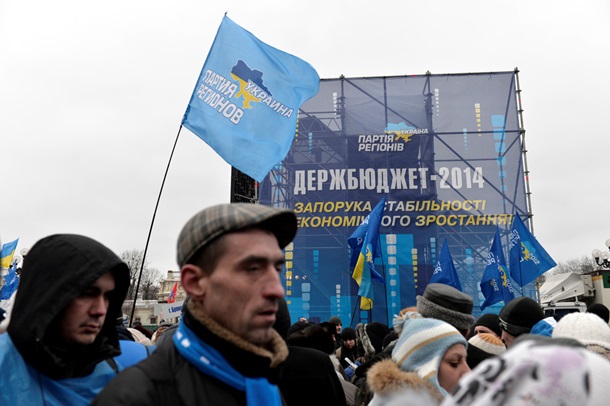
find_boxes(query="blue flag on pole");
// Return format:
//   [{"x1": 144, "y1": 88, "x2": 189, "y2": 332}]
[
  {"x1": 480, "y1": 228, "x2": 515, "y2": 311},
  {"x1": 0, "y1": 262, "x2": 19, "y2": 301},
  {"x1": 349, "y1": 197, "x2": 386, "y2": 310},
  {"x1": 508, "y1": 215, "x2": 557, "y2": 287},
  {"x1": 429, "y1": 240, "x2": 462, "y2": 291},
  {"x1": 182, "y1": 16, "x2": 320, "y2": 182},
  {"x1": 1, "y1": 238, "x2": 19, "y2": 269}
]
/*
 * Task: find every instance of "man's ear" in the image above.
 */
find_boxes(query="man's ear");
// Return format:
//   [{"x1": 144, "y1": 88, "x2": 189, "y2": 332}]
[{"x1": 181, "y1": 264, "x2": 207, "y2": 300}]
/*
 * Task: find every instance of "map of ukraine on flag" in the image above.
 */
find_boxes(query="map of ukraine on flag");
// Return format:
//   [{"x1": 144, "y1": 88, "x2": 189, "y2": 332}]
[{"x1": 182, "y1": 16, "x2": 320, "y2": 182}]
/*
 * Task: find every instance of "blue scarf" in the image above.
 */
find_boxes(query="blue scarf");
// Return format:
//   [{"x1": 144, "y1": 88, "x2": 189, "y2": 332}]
[{"x1": 173, "y1": 322, "x2": 282, "y2": 406}]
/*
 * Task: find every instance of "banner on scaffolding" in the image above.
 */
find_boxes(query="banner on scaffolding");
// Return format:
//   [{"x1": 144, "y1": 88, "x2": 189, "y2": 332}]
[{"x1": 258, "y1": 71, "x2": 528, "y2": 325}]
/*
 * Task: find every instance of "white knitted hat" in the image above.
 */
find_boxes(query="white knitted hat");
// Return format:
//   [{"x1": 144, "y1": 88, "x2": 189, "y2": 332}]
[
  {"x1": 444, "y1": 339, "x2": 610, "y2": 406},
  {"x1": 468, "y1": 333, "x2": 506, "y2": 355},
  {"x1": 552, "y1": 312, "x2": 610, "y2": 350}
]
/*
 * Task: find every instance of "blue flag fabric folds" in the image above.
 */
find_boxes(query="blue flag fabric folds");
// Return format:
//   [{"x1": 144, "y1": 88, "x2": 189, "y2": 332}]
[
  {"x1": 182, "y1": 16, "x2": 320, "y2": 182},
  {"x1": 429, "y1": 240, "x2": 463, "y2": 291},
  {"x1": 0, "y1": 263, "x2": 19, "y2": 301},
  {"x1": 1, "y1": 238, "x2": 19, "y2": 269},
  {"x1": 509, "y1": 215, "x2": 557, "y2": 287},
  {"x1": 349, "y1": 197, "x2": 386, "y2": 310},
  {"x1": 480, "y1": 228, "x2": 515, "y2": 311}
]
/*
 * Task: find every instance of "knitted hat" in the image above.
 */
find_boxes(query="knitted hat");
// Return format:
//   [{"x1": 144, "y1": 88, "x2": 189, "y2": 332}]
[
  {"x1": 466, "y1": 332, "x2": 506, "y2": 370},
  {"x1": 587, "y1": 303, "x2": 610, "y2": 323},
  {"x1": 498, "y1": 296, "x2": 544, "y2": 336},
  {"x1": 553, "y1": 312, "x2": 610, "y2": 351},
  {"x1": 473, "y1": 313, "x2": 502, "y2": 337},
  {"x1": 445, "y1": 339, "x2": 610, "y2": 406},
  {"x1": 391, "y1": 317, "x2": 467, "y2": 397},
  {"x1": 176, "y1": 203, "x2": 297, "y2": 267},
  {"x1": 328, "y1": 316, "x2": 342, "y2": 326},
  {"x1": 468, "y1": 333, "x2": 505, "y2": 355},
  {"x1": 530, "y1": 316, "x2": 557, "y2": 337},
  {"x1": 341, "y1": 327, "x2": 357, "y2": 341},
  {"x1": 416, "y1": 283, "x2": 475, "y2": 332}
]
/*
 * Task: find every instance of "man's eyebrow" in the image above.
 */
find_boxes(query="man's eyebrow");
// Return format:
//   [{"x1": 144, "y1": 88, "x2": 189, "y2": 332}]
[{"x1": 238, "y1": 255, "x2": 286, "y2": 266}]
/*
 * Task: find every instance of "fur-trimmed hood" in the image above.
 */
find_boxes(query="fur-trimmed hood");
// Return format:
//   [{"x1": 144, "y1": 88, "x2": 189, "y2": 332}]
[{"x1": 367, "y1": 359, "x2": 443, "y2": 405}]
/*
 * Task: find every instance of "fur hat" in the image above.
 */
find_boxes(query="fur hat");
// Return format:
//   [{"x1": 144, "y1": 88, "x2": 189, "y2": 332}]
[
  {"x1": 390, "y1": 316, "x2": 467, "y2": 397},
  {"x1": 553, "y1": 312, "x2": 610, "y2": 351},
  {"x1": 416, "y1": 283, "x2": 475, "y2": 332},
  {"x1": 473, "y1": 313, "x2": 502, "y2": 337},
  {"x1": 176, "y1": 203, "x2": 297, "y2": 267},
  {"x1": 445, "y1": 339, "x2": 610, "y2": 406},
  {"x1": 498, "y1": 296, "x2": 544, "y2": 337}
]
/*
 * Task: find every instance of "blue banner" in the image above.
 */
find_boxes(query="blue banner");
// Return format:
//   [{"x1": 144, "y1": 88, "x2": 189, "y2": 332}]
[
  {"x1": 509, "y1": 215, "x2": 557, "y2": 287},
  {"x1": 430, "y1": 239, "x2": 462, "y2": 291},
  {"x1": 183, "y1": 16, "x2": 319, "y2": 182},
  {"x1": 480, "y1": 228, "x2": 515, "y2": 311},
  {"x1": 259, "y1": 72, "x2": 527, "y2": 325}
]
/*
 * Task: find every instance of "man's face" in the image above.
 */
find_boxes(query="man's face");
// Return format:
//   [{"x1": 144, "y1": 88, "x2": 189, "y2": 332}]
[
  {"x1": 54, "y1": 272, "x2": 115, "y2": 346},
  {"x1": 200, "y1": 229, "x2": 285, "y2": 346},
  {"x1": 474, "y1": 325, "x2": 499, "y2": 338}
]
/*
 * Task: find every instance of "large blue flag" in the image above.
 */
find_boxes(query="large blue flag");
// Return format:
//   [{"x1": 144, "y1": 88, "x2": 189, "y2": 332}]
[
  {"x1": 509, "y1": 215, "x2": 557, "y2": 286},
  {"x1": 0, "y1": 262, "x2": 19, "y2": 301},
  {"x1": 182, "y1": 16, "x2": 320, "y2": 182},
  {"x1": 350, "y1": 197, "x2": 386, "y2": 310},
  {"x1": 429, "y1": 239, "x2": 462, "y2": 291},
  {"x1": 480, "y1": 228, "x2": 515, "y2": 311},
  {"x1": 1, "y1": 238, "x2": 19, "y2": 269}
]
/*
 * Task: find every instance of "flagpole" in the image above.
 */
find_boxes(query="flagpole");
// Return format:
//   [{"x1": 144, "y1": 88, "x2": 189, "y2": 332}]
[{"x1": 129, "y1": 125, "x2": 183, "y2": 327}]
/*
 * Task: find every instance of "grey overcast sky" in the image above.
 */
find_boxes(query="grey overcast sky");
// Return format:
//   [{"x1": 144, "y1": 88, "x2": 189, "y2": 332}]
[{"x1": 1, "y1": 0, "x2": 609, "y2": 275}]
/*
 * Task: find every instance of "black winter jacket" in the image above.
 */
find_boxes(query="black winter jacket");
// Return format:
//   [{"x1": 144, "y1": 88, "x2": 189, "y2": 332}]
[{"x1": 93, "y1": 304, "x2": 289, "y2": 405}]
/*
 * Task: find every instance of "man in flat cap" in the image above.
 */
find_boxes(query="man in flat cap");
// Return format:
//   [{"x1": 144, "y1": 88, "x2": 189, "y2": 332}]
[
  {"x1": 416, "y1": 283, "x2": 476, "y2": 337},
  {"x1": 94, "y1": 203, "x2": 297, "y2": 405}
]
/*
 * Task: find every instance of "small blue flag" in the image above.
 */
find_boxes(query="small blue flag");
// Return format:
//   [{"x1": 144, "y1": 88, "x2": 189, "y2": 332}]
[
  {"x1": 1, "y1": 238, "x2": 19, "y2": 269},
  {"x1": 508, "y1": 215, "x2": 557, "y2": 287},
  {"x1": 0, "y1": 262, "x2": 19, "y2": 301},
  {"x1": 480, "y1": 228, "x2": 515, "y2": 311},
  {"x1": 182, "y1": 16, "x2": 320, "y2": 182},
  {"x1": 429, "y1": 240, "x2": 462, "y2": 291},
  {"x1": 350, "y1": 198, "x2": 386, "y2": 310}
]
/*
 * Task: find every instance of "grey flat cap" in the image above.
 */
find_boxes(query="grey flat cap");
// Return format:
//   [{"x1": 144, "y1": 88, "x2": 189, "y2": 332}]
[{"x1": 176, "y1": 203, "x2": 297, "y2": 267}]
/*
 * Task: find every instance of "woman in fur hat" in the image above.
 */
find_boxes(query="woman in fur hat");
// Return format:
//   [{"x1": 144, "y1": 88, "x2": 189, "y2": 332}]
[{"x1": 366, "y1": 312, "x2": 470, "y2": 405}]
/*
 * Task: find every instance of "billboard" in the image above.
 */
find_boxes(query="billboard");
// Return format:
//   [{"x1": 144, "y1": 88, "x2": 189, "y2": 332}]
[{"x1": 259, "y1": 72, "x2": 528, "y2": 326}]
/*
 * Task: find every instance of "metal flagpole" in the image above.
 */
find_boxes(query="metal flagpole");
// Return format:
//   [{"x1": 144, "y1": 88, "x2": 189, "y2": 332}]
[{"x1": 129, "y1": 125, "x2": 183, "y2": 327}]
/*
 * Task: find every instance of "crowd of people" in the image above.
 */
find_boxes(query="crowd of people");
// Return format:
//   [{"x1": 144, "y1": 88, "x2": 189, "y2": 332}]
[{"x1": 1, "y1": 202, "x2": 610, "y2": 405}]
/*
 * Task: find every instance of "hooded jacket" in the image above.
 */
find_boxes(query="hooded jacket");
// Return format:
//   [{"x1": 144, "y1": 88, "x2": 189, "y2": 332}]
[{"x1": 0, "y1": 234, "x2": 130, "y2": 404}]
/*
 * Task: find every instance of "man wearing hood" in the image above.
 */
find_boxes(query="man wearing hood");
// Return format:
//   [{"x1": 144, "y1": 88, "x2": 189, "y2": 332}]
[
  {"x1": 0, "y1": 234, "x2": 130, "y2": 404},
  {"x1": 94, "y1": 203, "x2": 297, "y2": 405}
]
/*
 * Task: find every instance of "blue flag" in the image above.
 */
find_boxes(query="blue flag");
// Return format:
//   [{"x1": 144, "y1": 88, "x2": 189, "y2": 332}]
[
  {"x1": 429, "y1": 240, "x2": 462, "y2": 291},
  {"x1": 350, "y1": 198, "x2": 386, "y2": 310},
  {"x1": 182, "y1": 16, "x2": 320, "y2": 182},
  {"x1": 0, "y1": 262, "x2": 19, "y2": 301},
  {"x1": 508, "y1": 215, "x2": 557, "y2": 287},
  {"x1": 480, "y1": 228, "x2": 515, "y2": 311},
  {"x1": 1, "y1": 238, "x2": 19, "y2": 269}
]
